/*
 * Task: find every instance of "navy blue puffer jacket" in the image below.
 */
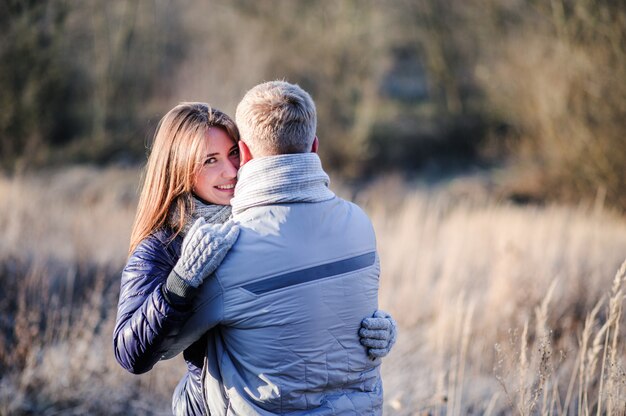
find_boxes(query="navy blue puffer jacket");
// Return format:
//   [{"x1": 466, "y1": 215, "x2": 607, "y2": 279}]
[{"x1": 113, "y1": 228, "x2": 205, "y2": 415}]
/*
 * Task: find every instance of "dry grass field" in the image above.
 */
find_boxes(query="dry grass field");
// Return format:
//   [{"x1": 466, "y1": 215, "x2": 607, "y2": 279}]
[{"x1": 0, "y1": 166, "x2": 625, "y2": 415}]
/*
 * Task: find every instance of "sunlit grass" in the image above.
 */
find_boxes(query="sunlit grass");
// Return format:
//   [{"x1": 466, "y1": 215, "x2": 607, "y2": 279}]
[{"x1": 0, "y1": 167, "x2": 624, "y2": 415}]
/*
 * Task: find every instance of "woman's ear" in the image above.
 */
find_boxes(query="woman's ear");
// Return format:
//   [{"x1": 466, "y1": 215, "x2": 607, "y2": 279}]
[{"x1": 238, "y1": 140, "x2": 253, "y2": 166}]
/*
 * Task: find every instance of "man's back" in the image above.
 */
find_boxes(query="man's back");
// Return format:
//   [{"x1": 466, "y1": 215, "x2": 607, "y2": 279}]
[{"x1": 201, "y1": 197, "x2": 382, "y2": 415}]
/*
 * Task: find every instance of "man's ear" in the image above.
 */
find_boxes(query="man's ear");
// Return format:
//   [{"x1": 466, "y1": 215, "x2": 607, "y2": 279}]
[
  {"x1": 239, "y1": 140, "x2": 253, "y2": 166},
  {"x1": 311, "y1": 136, "x2": 319, "y2": 153}
]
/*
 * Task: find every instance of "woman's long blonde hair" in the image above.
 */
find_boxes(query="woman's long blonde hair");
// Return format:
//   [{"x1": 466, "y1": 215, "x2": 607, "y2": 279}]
[{"x1": 128, "y1": 102, "x2": 239, "y2": 255}]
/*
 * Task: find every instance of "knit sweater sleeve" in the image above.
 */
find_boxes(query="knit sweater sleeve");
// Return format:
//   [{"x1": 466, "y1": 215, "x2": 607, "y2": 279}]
[{"x1": 112, "y1": 232, "x2": 193, "y2": 374}]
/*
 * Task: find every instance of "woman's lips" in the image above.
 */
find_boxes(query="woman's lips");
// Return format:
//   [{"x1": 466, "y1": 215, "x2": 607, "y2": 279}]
[{"x1": 215, "y1": 184, "x2": 235, "y2": 192}]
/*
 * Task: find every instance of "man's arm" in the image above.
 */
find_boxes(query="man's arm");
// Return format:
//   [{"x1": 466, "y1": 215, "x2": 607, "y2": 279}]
[{"x1": 161, "y1": 274, "x2": 224, "y2": 360}]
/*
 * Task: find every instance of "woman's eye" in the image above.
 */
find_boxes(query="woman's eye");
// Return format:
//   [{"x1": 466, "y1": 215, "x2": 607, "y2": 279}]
[
  {"x1": 204, "y1": 157, "x2": 217, "y2": 165},
  {"x1": 230, "y1": 148, "x2": 240, "y2": 157}
]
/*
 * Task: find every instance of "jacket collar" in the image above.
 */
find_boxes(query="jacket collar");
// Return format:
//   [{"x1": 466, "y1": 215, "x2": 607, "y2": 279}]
[{"x1": 231, "y1": 153, "x2": 335, "y2": 215}]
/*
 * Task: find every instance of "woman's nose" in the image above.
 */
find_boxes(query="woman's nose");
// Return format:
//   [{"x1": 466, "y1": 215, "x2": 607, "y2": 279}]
[{"x1": 223, "y1": 159, "x2": 238, "y2": 178}]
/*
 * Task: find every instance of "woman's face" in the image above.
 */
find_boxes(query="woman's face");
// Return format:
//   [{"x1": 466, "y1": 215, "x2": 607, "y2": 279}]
[{"x1": 193, "y1": 127, "x2": 240, "y2": 205}]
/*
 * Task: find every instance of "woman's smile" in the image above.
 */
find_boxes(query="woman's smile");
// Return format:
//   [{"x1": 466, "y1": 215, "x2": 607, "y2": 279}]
[{"x1": 215, "y1": 183, "x2": 236, "y2": 191}]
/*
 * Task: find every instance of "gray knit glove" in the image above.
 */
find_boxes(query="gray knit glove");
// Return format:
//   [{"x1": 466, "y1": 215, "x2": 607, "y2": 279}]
[
  {"x1": 166, "y1": 218, "x2": 239, "y2": 301},
  {"x1": 359, "y1": 310, "x2": 397, "y2": 359}
]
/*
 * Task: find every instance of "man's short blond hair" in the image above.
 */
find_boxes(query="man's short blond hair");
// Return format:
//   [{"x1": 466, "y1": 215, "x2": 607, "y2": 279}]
[{"x1": 235, "y1": 81, "x2": 317, "y2": 156}]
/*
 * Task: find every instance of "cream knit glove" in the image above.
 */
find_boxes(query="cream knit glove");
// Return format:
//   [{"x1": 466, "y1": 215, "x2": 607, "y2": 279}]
[
  {"x1": 359, "y1": 310, "x2": 398, "y2": 359},
  {"x1": 167, "y1": 218, "x2": 239, "y2": 301}
]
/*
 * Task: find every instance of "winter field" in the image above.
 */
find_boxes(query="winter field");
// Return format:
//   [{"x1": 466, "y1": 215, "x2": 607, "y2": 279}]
[{"x1": 0, "y1": 166, "x2": 625, "y2": 415}]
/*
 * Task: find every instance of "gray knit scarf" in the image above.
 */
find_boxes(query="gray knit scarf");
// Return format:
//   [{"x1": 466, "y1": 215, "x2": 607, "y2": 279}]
[
  {"x1": 169, "y1": 196, "x2": 232, "y2": 234},
  {"x1": 231, "y1": 153, "x2": 335, "y2": 215}
]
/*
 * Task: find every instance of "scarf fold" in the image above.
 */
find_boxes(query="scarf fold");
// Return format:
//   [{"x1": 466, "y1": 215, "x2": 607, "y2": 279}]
[
  {"x1": 231, "y1": 153, "x2": 335, "y2": 215},
  {"x1": 169, "y1": 196, "x2": 232, "y2": 234}
]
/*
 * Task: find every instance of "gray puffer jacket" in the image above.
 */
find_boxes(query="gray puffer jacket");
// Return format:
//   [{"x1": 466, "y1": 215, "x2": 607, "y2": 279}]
[
  {"x1": 114, "y1": 227, "x2": 395, "y2": 415},
  {"x1": 165, "y1": 198, "x2": 385, "y2": 415}
]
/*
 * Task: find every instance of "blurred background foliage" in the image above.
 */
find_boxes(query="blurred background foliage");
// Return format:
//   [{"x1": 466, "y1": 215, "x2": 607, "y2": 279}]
[{"x1": 1, "y1": 0, "x2": 625, "y2": 210}]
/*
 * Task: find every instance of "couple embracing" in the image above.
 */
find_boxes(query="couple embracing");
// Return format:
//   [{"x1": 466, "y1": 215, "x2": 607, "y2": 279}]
[{"x1": 113, "y1": 81, "x2": 397, "y2": 415}]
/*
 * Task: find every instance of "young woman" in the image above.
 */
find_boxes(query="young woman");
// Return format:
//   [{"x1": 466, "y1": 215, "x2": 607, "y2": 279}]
[{"x1": 112, "y1": 102, "x2": 397, "y2": 415}]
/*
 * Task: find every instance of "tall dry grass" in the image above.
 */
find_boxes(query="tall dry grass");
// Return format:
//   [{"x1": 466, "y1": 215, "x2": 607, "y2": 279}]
[
  {"x1": 360, "y1": 176, "x2": 626, "y2": 414},
  {"x1": 0, "y1": 166, "x2": 182, "y2": 415},
  {"x1": 0, "y1": 167, "x2": 625, "y2": 415}
]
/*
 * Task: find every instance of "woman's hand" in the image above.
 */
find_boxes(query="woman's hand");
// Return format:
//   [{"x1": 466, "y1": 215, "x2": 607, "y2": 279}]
[
  {"x1": 359, "y1": 310, "x2": 397, "y2": 359},
  {"x1": 167, "y1": 218, "x2": 240, "y2": 303},
  {"x1": 175, "y1": 218, "x2": 240, "y2": 287}
]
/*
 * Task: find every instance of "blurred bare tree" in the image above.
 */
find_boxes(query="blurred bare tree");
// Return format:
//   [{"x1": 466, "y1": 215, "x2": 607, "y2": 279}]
[
  {"x1": 171, "y1": 0, "x2": 393, "y2": 176},
  {"x1": 476, "y1": 0, "x2": 626, "y2": 209},
  {"x1": 0, "y1": 0, "x2": 184, "y2": 170},
  {"x1": 1, "y1": 0, "x2": 625, "y2": 209},
  {"x1": 0, "y1": 1, "x2": 74, "y2": 170}
]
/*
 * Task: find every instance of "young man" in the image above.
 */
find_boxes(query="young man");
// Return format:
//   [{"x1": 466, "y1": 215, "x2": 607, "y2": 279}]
[{"x1": 167, "y1": 81, "x2": 389, "y2": 415}]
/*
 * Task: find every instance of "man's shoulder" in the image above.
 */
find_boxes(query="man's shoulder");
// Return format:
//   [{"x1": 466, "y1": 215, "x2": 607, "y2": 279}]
[
  {"x1": 327, "y1": 196, "x2": 376, "y2": 230},
  {"x1": 228, "y1": 197, "x2": 376, "y2": 262},
  {"x1": 234, "y1": 197, "x2": 373, "y2": 229},
  {"x1": 336, "y1": 196, "x2": 371, "y2": 216}
]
